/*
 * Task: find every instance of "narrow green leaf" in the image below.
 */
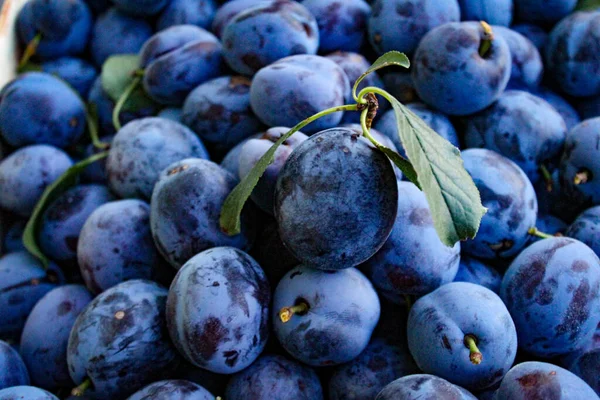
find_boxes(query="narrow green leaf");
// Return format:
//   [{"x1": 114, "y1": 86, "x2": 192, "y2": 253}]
[
  {"x1": 388, "y1": 97, "x2": 487, "y2": 247},
  {"x1": 220, "y1": 104, "x2": 358, "y2": 235},
  {"x1": 22, "y1": 152, "x2": 109, "y2": 268},
  {"x1": 101, "y1": 54, "x2": 157, "y2": 114},
  {"x1": 576, "y1": 0, "x2": 600, "y2": 10},
  {"x1": 353, "y1": 51, "x2": 410, "y2": 101}
]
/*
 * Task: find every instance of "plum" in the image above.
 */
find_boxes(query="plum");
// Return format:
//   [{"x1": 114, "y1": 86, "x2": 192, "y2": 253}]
[{"x1": 0, "y1": 340, "x2": 29, "y2": 390}]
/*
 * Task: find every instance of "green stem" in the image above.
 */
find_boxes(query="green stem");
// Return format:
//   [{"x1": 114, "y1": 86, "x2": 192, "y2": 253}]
[
  {"x1": 357, "y1": 86, "x2": 393, "y2": 106},
  {"x1": 279, "y1": 302, "x2": 309, "y2": 323},
  {"x1": 86, "y1": 104, "x2": 109, "y2": 150},
  {"x1": 539, "y1": 164, "x2": 553, "y2": 192},
  {"x1": 478, "y1": 21, "x2": 494, "y2": 58},
  {"x1": 528, "y1": 227, "x2": 554, "y2": 240},
  {"x1": 464, "y1": 334, "x2": 483, "y2": 365},
  {"x1": 18, "y1": 33, "x2": 42, "y2": 71},
  {"x1": 71, "y1": 377, "x2": 92, "y2": 396},
  {"x1": 112, "y1": 76, "x2": 142, "y2": 131}
]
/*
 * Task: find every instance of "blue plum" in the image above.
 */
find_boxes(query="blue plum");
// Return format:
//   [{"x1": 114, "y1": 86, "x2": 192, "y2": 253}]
[
  {"x1": 303, "y1": 0, "x2": 370, "y2": 53},
  {"x1": 250, "y1": 55, "x2": 350, "y2": 134},
  {"x1": 20, "y1": 285, "x2": 93, "y2": 390},
  {"x1": 80, "y1": 135, "x2": 114, "y2": 183},
  {"x1": 412, "y1": 22, "x2": 511, "y2": 115},
  {"x1": 545, "y1": 11, "x2": 600, "y2": 97},
  {"x1": 274, "y1": 127, "x2": 397, "y2": 270},
  {"x1": 16, "y1": 0, "x2": 92, "y2": 60},
  {"x1": 87, "y1": 77, "x2": 158, "y2": 136},
  {"x1": 501, "y1": 237, "x2": 600, "y2": 357},
  {"x1": 272, "y1": 265, "x2": 380, "y2": 366},
  {"x1": 453, "y1": 256, "x2": 502, "y2": 294},
  {"x1": 211, "y1": 0, "x2": 269, "y2": 38},
  {"x1": 157, "y1": 0, "x2": 217, "y2": 30},
  {"x1": 166, "y1": 247, "x2": 270, "y2": 374},
  {"x1": 530, "y1": 214, "x2": 567, "y2": 243},
  {"x1": 157, "y1": 108, "x2": 182, "y2": 123},
  {"x1": 150, "y1": 159, "x2": 254, "y2": 269},
  {"x1": 112, "y1": 0, "x2": 169, "y2": 17},
  {"x1": 127, "y1": 380, "x2": 214, "y2": 400},
  {"x1": 458, "y1": 0, "x2": 513, "y2": 26},
  {"x1": 0, "y1": 145, "x2": 72, "y2": 217},
  {"x1": 219, "y1": 133, "x2": 262, "y2": 177},
  {"x1": 140, "y1": 25, "x2": 223, "y2": 106},
  {"x1": 182, "y1": 75, "x2": 264, "y2": 158},
  {"x1": 41, "y1": 57, "x2": 97, "y2": 98},
  {"x1": 566, "y1": 206, "x2": 600, "y2": 258},
  {"x1": 462, "y1": 90, "x2": 566, "y2": 184},
  {"x1": 461, "y1": 149, "x2": 538, "y2": 260},
  {"x1": 0, "y1": 252, "x2": 63, "y2": 341},
  {"x1": 238, "y1": 127, "x2": 308, "y2": 214},
  {"x1": 0, "y1": 386, "x2": 58, "y2": 400},
  {"x1": 532, "y1": 86, "x2": 581, "y2": 130},
  {"x1": 90, "y1": 8, "x2": 153, "y2": 67},
  {"x1": 407, "y1": 282, "x2": 517, "y2": 390},
  {"x1": 328, "y1": 337, "x2": 420, "y2": 400},
  {"x1": 382, "y1": 71, "x2": 418, "y2": 104},
  {"x1": 78, "y1": 199, "x2": 166, "y2": 294},
  {"x1": 225, "y1": 354, "x2": 323, "y2": 399},
  {"x1": 67, "y1": 280, "x2": 180, "y2": 398},
  {"x1": 3, "y1": 220, "x2": 26, "y2": 253},
  {"x1": 361, "y1": 181, "x2": 460, "y2": 300},
  {"x1": 568, "y1": 349, "x2": 600, "y2": 396},
  {"x1": 512, "y1": 23, "x2": 548, "y2": 52},
  {"x1": 376, "y1": 374, "x2": 476, "y2": 400},
  {"x1": 0, "y1": 340, "x2": 29, "y2": 390},
  {"x1": 222, "y1": 0, "x2": 319, "y2": 76},
  {"x1": 514, "y1": 0, "x2": 578, "y2": 25},
  {"x1": 375, "y1": 103, "x2": 459, "y2": 159},
  {"x1": 495, "y1": 361, "x2": 599, "y2": 399},
  {"x1": 39, "y1": 184, "x2": 114, "y2": 264},
  {"x1": 559, "y1": 117, "x2": 600, "y2": 212},
  {"x1": 0, "y1": 72, "x2": 86, "y2": 149},
  {"x1": 494, "y1": 26, "x2": 543, "y2": 89},
  {"x1": 368, "y1": 0, "x2": 460, "y2": 56},
  {"x1": 106, "y1": 117, "x2": 208, "y2": 200}
]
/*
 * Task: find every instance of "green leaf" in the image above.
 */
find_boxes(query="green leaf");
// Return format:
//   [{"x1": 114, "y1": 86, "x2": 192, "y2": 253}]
[
  {"x1": 387, "y1": 96, "x2": 487, "y2": 247},
  {"x1": 220, "y1": 104, "x2": 358, "y2": 235},
  {"x1": 101, "y1": 55, "x2": 157, "y2": 114},
  {"x1": 576, "y1": 0, "x2": 600, "y2": 10},
  {"x1": 375, "y1": 144, "x2": 420, "y2": 188},
  {"x1": 353, "y1": 51, "x2": 410, "y2": 101},
  {"x1": 22, "y1": 152, "x2": 109, "y2": 268}
]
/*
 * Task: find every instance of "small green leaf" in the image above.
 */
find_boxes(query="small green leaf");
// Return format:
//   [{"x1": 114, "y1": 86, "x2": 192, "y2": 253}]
[
  {"x1": 387, "y1": 96, "x2": 487, "y2": 246},
  {"x1": 353, "y1": 51, "x2": 410, "y2": 101},
  {"x1": 23, "y1": 152, "x2": 109, "y2": 268},
  {"x1": 101, "y1": 55, "x2": 157, "y2": 114},
  {"x1": 376, "y1": 145, "x2": 420, "y2": 188},
  {"x1": 576, "y1": 0, "x2": 600, "y2": 10}
]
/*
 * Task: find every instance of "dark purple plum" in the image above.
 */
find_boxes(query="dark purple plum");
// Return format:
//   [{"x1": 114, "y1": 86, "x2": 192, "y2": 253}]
[
  {"x1": 458, "y1": 0, "x2": 513, "y2": 26},
  {"x1": 501, "y1": 237, "x2": 600, "y2": 357},
  {"x1": 361, "y1": 181, "x2": 460, "y2": 300},
  {"x1": 166, "y1": 247, "x2": 270, "y2": 374},
  {"x1": 80, "y1": 135, "x2": 114, "y2": 184},
  {"x1": 238, "y1": 127, "x2": 308, "y2": 214},
  {"x1": 0, "y1": 252, "x2": 64, "y2": 341},
  {"x1": 78, "y1": 199, "x2": 166, "y2": 294},
  {"x1": 40, "y1": 57, "x2": 97, "y2": 98},
  {"x1": 127, "y1": 380, "x2": 214, "y2": 400},
  {"x1": 272, "y1": 265, "x2": 380, "y2": 366},
  {"x1": 412, "y1": 22, "x2": 511, "y2": 116},
  {"x1": 211, "y1": 0, "x2": 270, "y2": 39},
  {"x1": 39, "y1": 184, "x2": 114, "y2": 264},
  {"x1": 219, "y1": 133, "x2": 262, "y2": 177},
  {"x1": 532, "y1": 86, "x2": 581, "y2": 130},
  {"x1": 250, "y1": 55, "x2": 350, "y2": 134},
  {"x1": 221, "y1": 0, "x2": 319, "y2": 75},
  {"x1": 568, "y1": 348, "x2": 600, "y2": 396},
  {"x1": 140, "y1": 25, "x2": 223, "y2": 106},
  {"x1": 106, "y1": 117, "x2": 208, "y2": 200},
  {"x1": 0, "y1": 340, "x2": 29, "y2": 390},
  {"x1": 566, "y1": 206, "x2": 600, "y2": 258},
  {"x1": 90, "y1": 8, "x2": 153, "y2": 67},
  {"x1": 375, "y1": 374, "x2": 476, "y2": 400},
  {"x1": 512, "y1": 23, "x2": 548, "y2": 52},
  {"x1": 461, "y1": 149, "x2": 538, "y2": 260},
  {"x1": 495, "y1": 361, "x2": 599, "y2": 399},
  {"x1": 20, "y1": 285, "x2": 93, "y2": 390},
  {"x1": 453, "y1": 256, "x2": 502, "y2": 294},
  {"x1": 182, "y1": 75, "x2": 264, "y2": 158},
  {"x1": 0, "y1": 386, "x2": 58, "y2": 400},
  {"x1": 494, "y1": 26, "x2": 544, "y2": 89},
  {"x1": 156, "y1": 0, "x2": 217, "y2": 31},
  {"x1": 274, "y1": 127, "x2": 398, "y2": 270},
  {"x1": 150, "y1": 158, "x2": 254, "y2": 269},
  {"x1": 0, "y1": 72, "x2": 86, "y2": 149},
  {"x1": 225, "y1": 354, "x2": 323, "y2": 399},
  {"x1": 368, "y1": 0, "x2": 461, "y2": 56},
  {"x1": 382, "y1": 71, "x2": 418, "y2": 104},
  {"x1": 67, "y1": 280, "x2": 180, "y2": 398}
]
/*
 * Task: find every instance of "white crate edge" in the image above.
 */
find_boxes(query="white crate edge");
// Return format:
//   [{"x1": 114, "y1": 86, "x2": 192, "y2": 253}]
[{"x1": 0, "y1": 0, "x2": 27, "y2": 91}]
